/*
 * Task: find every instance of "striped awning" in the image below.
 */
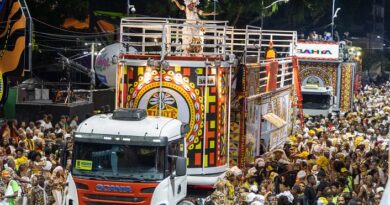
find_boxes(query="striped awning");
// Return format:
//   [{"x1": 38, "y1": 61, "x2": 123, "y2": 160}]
[{"x1": 263, "y1": 113, "x2": 286, "y2": 128}]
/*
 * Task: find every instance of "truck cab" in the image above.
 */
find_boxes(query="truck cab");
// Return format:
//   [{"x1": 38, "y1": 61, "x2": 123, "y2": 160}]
[
  {"x1": 64, "y1": 108, "x2": 190, "y2": 205},
  {"x1": 301, "y1": 85, "x2": 334, "y2": 116}
]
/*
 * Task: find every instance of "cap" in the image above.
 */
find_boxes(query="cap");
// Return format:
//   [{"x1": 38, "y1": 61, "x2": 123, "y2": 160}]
[
  {"x1": 273, "y1": 149, "x2": 285, "y2": 155},
  {"x1": 255, "y1": 158, "x2": 266, "y2": 167},
  {"x1": 297, "y1": 170, "x2": 307, "y2": 179},
  {"x1": 376, "y1": 187, "x2": 384, "y2": 193},
  {"x1": 340, "y1": 167, "x2": 348, "y2": 173},
  {"x1": 1, "y1": 170, "x2": 10, "y2": 178}
]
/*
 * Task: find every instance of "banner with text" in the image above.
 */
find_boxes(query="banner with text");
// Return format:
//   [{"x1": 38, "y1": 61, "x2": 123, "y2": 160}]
[{"x1": 296, "y1": 42, "x2": 339, "y2": 59}]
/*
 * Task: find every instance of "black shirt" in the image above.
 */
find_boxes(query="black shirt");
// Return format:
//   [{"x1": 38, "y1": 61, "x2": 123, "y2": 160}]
[
  {"x1": 317, "y1": 180, "x2": 329, "y2": 193},
  {"x1": 304, "y1": 186, "x2": 317, "y2": 205}
]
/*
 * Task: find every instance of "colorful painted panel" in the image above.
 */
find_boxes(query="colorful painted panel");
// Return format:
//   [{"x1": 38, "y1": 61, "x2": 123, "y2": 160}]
[
  {"x1": 245, "y1": 87, "x2": 291, "y2": 163},
  {"x1": 0, "y1": 0, "x2": 27, "y2": 104},
  {"x1": 266, "y1": 62, "x2": 279, "y2": 92},
  {"x1": 340, "y1": 63, "x2": 354, "y2": 112},
  {"x1": 299, "y1": 62, "x2": 337, "y2": 93},
  {"x1": 116, "y1": 65, "x2": 228, "y2": 169}
]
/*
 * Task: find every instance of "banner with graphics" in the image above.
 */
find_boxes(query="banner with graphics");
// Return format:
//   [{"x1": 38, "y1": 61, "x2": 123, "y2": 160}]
[
  {"x1": 0, "y1": 0, "x2": 29, "y2": 105},
  {"x1": 245, "y1": 86, "x2": 292, "y2": 162},
  {"x1": 296, "y1": 42, "x2": 339, "y2": 60},
  {"x1": 117, "y1": 65, "x2": 229, "y2": 171}
]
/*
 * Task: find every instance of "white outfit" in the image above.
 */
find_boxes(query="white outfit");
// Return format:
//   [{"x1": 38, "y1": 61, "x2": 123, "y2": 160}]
[{"x1": 182, "y1": 6, "x2": 203, "y2": 54}]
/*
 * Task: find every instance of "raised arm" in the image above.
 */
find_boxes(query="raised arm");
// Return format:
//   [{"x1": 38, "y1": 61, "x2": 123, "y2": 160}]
[
  {"x1": 198, "y1": 10, "x2": 218, "y2": 17},
  {"x1": 172, "y1": 0, "x2": 185, "y2": 11}
]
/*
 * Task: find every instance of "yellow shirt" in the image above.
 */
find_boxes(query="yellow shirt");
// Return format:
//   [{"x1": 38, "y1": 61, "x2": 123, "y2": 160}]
[
  {"x1": 14, "y1": 156, "x2": 28, "y2": 170},
  {"x1": 265, "y1": 48, "x2": 276, "y2": 59},
  {"x1": 24, "y1": 139, "x2": 35, "y2": 151}
]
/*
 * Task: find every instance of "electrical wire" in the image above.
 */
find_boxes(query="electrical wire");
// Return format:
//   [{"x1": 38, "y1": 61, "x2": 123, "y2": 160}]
[
  {"x1": 37, "y1": 44, "x2": 88, "y2": 51},
  {"x1": 33, "y1": 30, "x2": 114, "y2": 38},
  {"x1": 33, "y1": 33, "x2": 96, "y2": 43},
  {"x1": 34, "y1": 38, "x2": 89, "y2": 43}
]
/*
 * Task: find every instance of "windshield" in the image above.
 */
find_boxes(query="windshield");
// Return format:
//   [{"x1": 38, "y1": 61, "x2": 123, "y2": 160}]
[
  {"x1": 72, "y1": 141, "x2": 165, "y2": 181},
  {"x1": 302, "y1": 93, "x2": 331, "y2": 109}
]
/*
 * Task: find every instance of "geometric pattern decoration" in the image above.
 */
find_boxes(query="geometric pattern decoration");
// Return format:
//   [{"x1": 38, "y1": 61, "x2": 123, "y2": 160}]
[
  {"x1": 116, "y1": 65, "x2": 228, "y2": 169},
  {"x1": 340, "y1": 63, "x2": 354, "y2": 112},
  {"x1": 299, "y1": 62, "x2": 338, "y2": 94}
]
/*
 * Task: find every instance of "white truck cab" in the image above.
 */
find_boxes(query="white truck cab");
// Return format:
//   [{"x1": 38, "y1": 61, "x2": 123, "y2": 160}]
[
  {"x1": 301, "y1": 85, "x2": 334, "y2": 116},
  {"x1": 64, "y1": 108, "x2": 191, "y2": 205}
]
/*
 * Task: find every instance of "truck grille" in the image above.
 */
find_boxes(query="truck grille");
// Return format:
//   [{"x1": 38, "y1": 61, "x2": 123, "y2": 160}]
[{"x1": 84, "y1": 194, "x2": 145, "y2": 203}]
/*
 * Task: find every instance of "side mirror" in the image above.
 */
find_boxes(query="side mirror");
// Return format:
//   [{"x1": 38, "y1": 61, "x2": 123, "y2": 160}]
[
  {"x1": 175, "y1": 157, "x2": 187, "y2": 177},
  {"x1": 180, "y1": 123, "x2": 190, "y2": 135}
]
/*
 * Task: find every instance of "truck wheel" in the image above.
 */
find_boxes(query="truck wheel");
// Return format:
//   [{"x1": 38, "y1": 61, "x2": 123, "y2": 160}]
[{"x1": 177, "y1": 200, "x2": 195, "y2": 205}]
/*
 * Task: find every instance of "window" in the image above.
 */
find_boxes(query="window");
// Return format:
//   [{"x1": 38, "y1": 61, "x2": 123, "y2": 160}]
[
  {"x1": 167, "y1": 139, "x2": 185, "y2": 175},
  {"x1": 72, "y1": 141, "x2": 165, "y2": 181},
  {"x1": 302, "y1": 93, "x2": 331, "y2": 109}
]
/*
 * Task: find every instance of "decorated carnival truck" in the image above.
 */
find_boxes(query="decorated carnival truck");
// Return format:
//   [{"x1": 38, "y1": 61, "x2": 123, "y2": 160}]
[
  {"x1": 64, "y1": 13, "x2": 300, "y2": 204},
  {"x1": 296, "y1": 41, "x2": 360, "y2": 115}
]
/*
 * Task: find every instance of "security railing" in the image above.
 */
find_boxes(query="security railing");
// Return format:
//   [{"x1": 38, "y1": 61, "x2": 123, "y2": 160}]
[
  {"x1": 246, "y1": 57, "x2": 295, "y2": 100},
  {"x1": 120, "y1": 17, "x2": 297, "y2": 60},
  {"x1": 16, "y1": 81, "x2": 93, "y2": 104},
  {"x1": 120, "y1": 17, "x2": 228, "y2": 57},
  {"x1": 226, "y1": 26, "x2": 297, "y2": 63}
]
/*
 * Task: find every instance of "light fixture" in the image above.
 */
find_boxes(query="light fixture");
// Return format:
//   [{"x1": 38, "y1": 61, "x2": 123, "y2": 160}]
[
  {"x1": 147, "y1": 58, "x2": 155, "y2": 66},
  {"x1": 161, "y1": 60, "x2": 170, "y2": 69},
  {"x1": 333, "y1": 8, "x2": 341, "y2": 18},
  {"x1": 112, "y1": 55, "x2": 119, "y2": 65},
  {"x1": 214, "y1": 60, "x2": 221, "y2": 67}
]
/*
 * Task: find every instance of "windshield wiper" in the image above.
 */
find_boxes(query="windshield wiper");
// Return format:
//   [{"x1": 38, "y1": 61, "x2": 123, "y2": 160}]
[
  {"x1": 73, "y1": 173, "x2": 109, "y2": 180},
  {"x1": 119, "y1": 176, "x2": 146, "y2": 182}
]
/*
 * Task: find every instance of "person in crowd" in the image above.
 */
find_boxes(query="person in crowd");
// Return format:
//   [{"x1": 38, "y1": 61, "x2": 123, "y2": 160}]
[
  {"x1": 30, "y1": 175, "x2": 47, "y2": 205},
  {"x1": 1, "y1": 170, "x2": 21, "y2": 205},
  {"x1": 206, "y1": 83, "x2": 390, "y2": 204}
]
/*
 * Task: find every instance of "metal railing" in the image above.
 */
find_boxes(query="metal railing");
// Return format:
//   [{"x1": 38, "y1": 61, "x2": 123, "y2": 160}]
[
  {"x1": 120, "y1": 17, "x2": 297, "y2": 60},
  {"x1": 16, "y1": 81, "x2": 93, "y2": 104},
  {"x1": 120, "y1": 17, "x2": 228, "y2": 57},
  {"x1": 246, "y1": 57, "x2": 294, "y2": 100},
  {"x1": 226, "y1": 26, "x2": 297, "y2": 63}
]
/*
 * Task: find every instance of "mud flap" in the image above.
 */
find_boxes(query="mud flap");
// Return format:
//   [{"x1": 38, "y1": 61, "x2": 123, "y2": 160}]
[{"x1": 62, "y1": 173, "x2": 79, "y2": 205}]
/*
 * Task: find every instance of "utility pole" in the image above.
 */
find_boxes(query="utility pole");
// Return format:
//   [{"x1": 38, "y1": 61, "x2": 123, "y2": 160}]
[
  {"x1": 127, "y1": 0, "x2": 130, "y2": 16},
  {"x1": 331, "y1": 0, "x2": 335, "y2": 38},
  {"x1": 127, "y1": 0, "x2": 136, "y2": 16},
  {"x1": 84, "y1": 42, "x2": 101, "y2": 102},
  {"x1": 261, "y1": 0, "x2": 289, "y2": 29},
  {"x1": 213, "y1": 0, "x2": 217, "y2": 21},
  {"x1": 261, "y1": 0, "x2": 264, "y2": 29}
]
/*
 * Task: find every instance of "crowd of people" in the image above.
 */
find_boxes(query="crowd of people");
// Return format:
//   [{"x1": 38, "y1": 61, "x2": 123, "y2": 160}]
[
  {"x1": 1, "y1": 81, "x2": 390, "y2": 205},
  {"x1": 209, "y1": 83, "x2": 390, "y2": 205},
  {"x1": 0, "y1": 114, "x2": 78, "y2": 205}
]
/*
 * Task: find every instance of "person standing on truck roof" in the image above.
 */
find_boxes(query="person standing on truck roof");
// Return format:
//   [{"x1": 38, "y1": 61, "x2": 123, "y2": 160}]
[
  {"x1": 171, "y1": 0, "x2": 217, "y2": 55},
  {"x1": 265, "y1": 42, "x2": 277, "y2": 60}
]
